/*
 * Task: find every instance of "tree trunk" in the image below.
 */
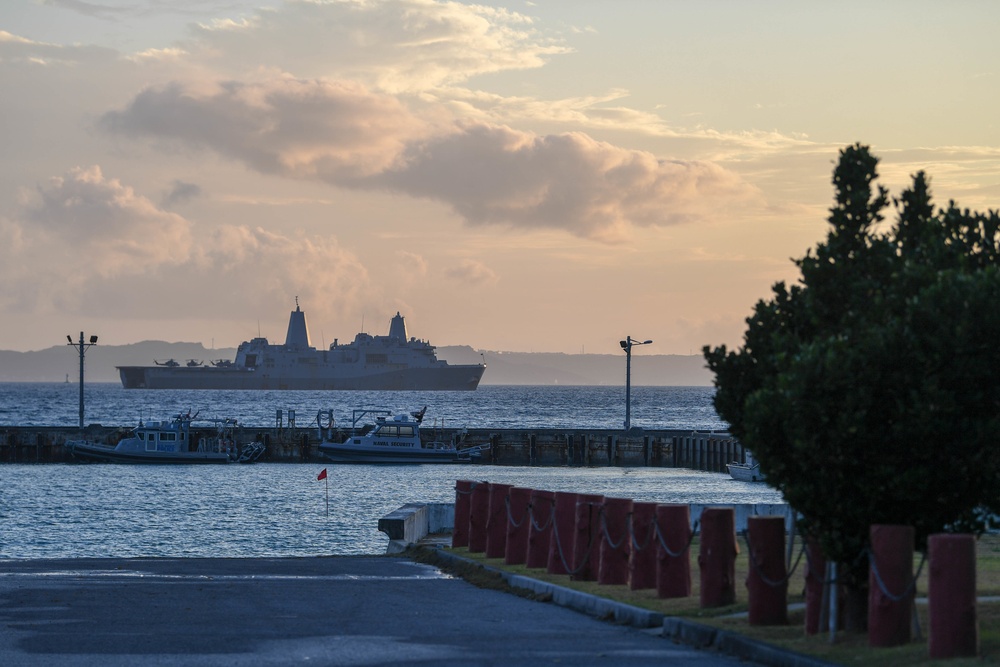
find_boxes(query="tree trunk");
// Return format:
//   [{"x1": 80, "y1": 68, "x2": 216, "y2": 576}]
[{"x1": 843, "y1": 583, "x2": 869, "y2": 633}]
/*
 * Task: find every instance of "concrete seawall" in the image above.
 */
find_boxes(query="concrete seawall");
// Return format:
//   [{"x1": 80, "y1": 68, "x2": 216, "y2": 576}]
[{"x1": 0, "y1": 425, "x2": 744, "y2": 473}]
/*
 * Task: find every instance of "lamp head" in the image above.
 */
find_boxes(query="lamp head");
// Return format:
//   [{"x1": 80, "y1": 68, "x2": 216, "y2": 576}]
[
  {"x1": 89, "y1": 335, "x2": 98, "y2": 344},
  {"x1": 643, "y1": 339, "x2": 652, "y2": 345},
  {"x1": 619, "y1": 340, "x2": 628, "y2": 350},
  {"x1": 67, "y1": 335, "x2": 73, "y2": 344}
]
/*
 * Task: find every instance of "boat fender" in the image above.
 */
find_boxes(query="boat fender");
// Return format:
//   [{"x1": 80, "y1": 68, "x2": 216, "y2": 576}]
[{"x1": 317, "y1": 410, "x2": 334, "y2": 429}]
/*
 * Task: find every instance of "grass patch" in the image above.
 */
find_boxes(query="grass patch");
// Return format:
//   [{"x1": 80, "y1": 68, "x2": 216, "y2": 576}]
[{"x1": 431, "y1": 534, "x2": 1000, "y2": 666}]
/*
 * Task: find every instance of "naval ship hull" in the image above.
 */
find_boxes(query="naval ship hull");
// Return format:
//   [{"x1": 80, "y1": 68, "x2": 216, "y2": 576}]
[{"x1": 118, "y1": 365, "x2": 485, "y2": 391}]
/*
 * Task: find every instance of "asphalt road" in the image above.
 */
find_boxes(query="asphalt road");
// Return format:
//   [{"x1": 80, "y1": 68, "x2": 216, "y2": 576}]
[{"x1": 0, "y1": 556, "x2": 753, "y2": 666}]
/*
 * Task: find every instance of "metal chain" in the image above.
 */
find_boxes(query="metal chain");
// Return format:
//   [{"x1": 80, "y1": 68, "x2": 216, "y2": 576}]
[
  {"x1": 802, "y1": 538, "x2": 828, "y2": 583},
  {"x1": 599, "y1": 506, "x2": 627, "y2": 550},
  {"x1": 744, "y1": 531, "x2": 807, "y2": 588},
  {"x1": 549, "y1": 508, "x2": 593, "y2": 576},
  {"x1": 868, "y1": 548, "x2": 927, "y2": 602},
  {"x1": 630, "y1": 513, "x2": 656, "y2": 553},
  {"x1": 453, "y1": 481, "x2": 479, "y2": 496},
  {"x1": 655, "y1": 519, "x2": 700, "y2": 558},
  {"x1": 528, "y1": 500, "x2": 554, "y2": 532},
  {"x1": 505, "y1": 495, "x2": 527, "y2": 529}
]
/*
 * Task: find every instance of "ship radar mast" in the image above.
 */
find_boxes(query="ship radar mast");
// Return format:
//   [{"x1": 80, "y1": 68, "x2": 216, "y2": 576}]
[
  {"x1": 388, "y1": 312, "x2": 407, "y2": 342},
  {"x1": 284, "y1": 296, "x2": 312, "y2": 348}
]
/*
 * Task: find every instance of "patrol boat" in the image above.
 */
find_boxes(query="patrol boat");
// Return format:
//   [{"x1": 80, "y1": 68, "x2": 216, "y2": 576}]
[
  {"x1": 117, "y1": 301, "x2": 486, "y2": 390},
  {"x1": 318, "y1": 407, "x2": 488, "y2": 464},
  {"x1": 65, "y1": 413, "x2": 264, "y2": 464}
]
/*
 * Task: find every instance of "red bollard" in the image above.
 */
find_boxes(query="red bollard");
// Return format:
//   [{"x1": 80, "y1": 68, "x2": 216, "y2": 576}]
[
  {"x1": 504, "y1": 487, "x2": 533, "y2": 565},
  {"x1": 699, "y1": 507, "x2": 737, "y2": 607},
  {"x1": 868, "y1": 524, "x2": 915, "y2": 648},
  {"x1": 571, "y1": 493, "x2": 605, "y2": 581},
  {"x1": 656, "y1": 504, "x2": 692, "y2": 598},
  {"x1": 467, "y1": 481, "x2": 491, "y2": 553},
  {"x1": 485, "y1": 483, "x2": 513, "y2": 558},
  {"x1": 452, "y1": 480, "x2": 474, "y2": 548},
  {"x1": 526, "y1": 489, "x2": 555, "y2": 569},
  {"x1": 746, "y1": 516, "x2": 788, "y2": 625},
  {"x1": 628, "y1": 502, "x2": 658, "y2": 590},
  {"x1": 804, "y1": 537, "x2": 826, "y2": 635},
  {"x1": 929, "y1": 533, "x2": 978, "y2": 659},
  {"x1": 547, "y1": 492, "x2": 580, "y2": 575},
  {"x1": 598, "y1": 497, "x2": 633, "y2": 585}
]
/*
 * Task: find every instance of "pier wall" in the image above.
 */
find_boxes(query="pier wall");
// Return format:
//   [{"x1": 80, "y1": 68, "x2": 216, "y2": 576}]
[{"x1": 0, "y1": 425, "x2": 745, "y2": 472}]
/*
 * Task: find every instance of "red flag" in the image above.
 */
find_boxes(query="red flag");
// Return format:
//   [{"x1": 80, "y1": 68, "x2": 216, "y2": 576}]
[{"x1": 317, "y1": 468, "x2": 328, "y2": 481}]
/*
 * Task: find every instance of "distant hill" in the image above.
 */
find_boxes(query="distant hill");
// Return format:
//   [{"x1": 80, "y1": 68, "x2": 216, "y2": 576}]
[{"x1": 0, "y1": 342, "x2": 712, "y2": 386}]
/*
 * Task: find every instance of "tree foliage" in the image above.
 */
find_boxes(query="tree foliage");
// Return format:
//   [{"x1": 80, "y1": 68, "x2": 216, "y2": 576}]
[{"x1": 704, "y1": 144, "x2": 1000, "y2": 587}]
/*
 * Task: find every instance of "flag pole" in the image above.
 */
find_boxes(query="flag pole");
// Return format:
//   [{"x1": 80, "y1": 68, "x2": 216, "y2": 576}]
[{"x1": 317, "y1": 468, "x2": 329, "y2": 517}]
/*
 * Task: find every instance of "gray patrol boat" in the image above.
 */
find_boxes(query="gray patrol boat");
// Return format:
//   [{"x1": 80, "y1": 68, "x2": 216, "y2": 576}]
[{"x1": 117, "y1": 302, "x2": 486, "y2": 390}]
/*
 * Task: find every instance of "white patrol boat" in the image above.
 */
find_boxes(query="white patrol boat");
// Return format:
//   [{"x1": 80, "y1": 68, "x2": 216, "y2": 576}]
[
  {"x1": 66, "y1": 413, "x2": 265, "y2": 464},
  {"x1": 727, "y1": 450, "x2": 766, "y2": 482},
  {"x1": 318, "y1": 407, "x2": 486, "y2": 464}
]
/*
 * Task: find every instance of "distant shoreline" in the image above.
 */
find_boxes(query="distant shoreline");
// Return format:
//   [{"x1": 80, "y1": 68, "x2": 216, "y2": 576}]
[{"x1": 0, "y1": 345, "x2": 714, "y2": 387}]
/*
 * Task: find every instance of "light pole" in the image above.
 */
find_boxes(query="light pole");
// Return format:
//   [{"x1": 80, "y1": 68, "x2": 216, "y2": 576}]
[
  {"x1": 67, "y1": 332, "x2": 98, "y2": 429},
  {"x1": 620, "y1": 336, "x2": 652, "y2": 433}
]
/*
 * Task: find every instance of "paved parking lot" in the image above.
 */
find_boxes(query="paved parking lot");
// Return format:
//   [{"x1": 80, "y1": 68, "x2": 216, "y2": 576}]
[{"x1": 0, "y1": 556, "x2": 753, "y2": 666}]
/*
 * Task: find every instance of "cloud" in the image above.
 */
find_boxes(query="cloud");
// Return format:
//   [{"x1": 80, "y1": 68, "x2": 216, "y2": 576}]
[
  {"x1": 24, "y1": 165, "x2": 195, "y2": 277},
  {"x1": 187, "y1": 0, "x2": 569, "y2": 92},
  {"x1": 39, "y1": 0, "x2": 126, "y2": 21},
  {"x1": 100, "y1": 77, "x2": 429, "y2": 179},
  {"x1": 161, "y1": 180, "x2": 203, "y2": 207},
  {"x1": 396, "y1": 250, "x2": 429, "y2": 277},
  {"x1": 384, "y1": 123, "x2": 762, "y2": 240},
  {"x1": 445, "y1": 259, "x2": 498, "y2": 286},
  {"x1": 0, "y1": 30, "x2": 119, "y2": 66},
  {"x1": 0, "y1": 166, "x2": 369, "y2": 321},
  {"x1": 101, "y1": 77, "x2": 763, "y2": 240}
]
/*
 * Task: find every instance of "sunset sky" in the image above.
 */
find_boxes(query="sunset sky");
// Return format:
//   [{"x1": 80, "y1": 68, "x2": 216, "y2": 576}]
[{"x1": 2, "y1": 0, "x2": 998, "y2": 356}]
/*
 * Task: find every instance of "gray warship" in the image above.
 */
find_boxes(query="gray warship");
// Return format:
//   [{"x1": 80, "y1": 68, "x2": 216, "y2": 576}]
[{"x1": 117, "y1": 302, "x2": 486, "y2": 390}]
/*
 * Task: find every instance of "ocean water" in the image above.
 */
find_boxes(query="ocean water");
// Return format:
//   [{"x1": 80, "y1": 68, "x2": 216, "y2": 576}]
[
  {"x1": 0, "y1": 464, "x2": 783, "y2": 559},
  {"x1": 0, "y1": 382, "x2": 726, "y2": 430},
  {"x1": 0, "y1": 383, "x2": 776, "y2": 559}
]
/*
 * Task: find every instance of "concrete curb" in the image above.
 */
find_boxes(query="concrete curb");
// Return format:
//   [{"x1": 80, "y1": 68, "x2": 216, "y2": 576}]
[
  {"x1": 424, "y1": 546, "x2": 837, "y2": 667},
  {"x1": 662, "y1": 618, "x2": 837, "y2": 667},
  {"x1": 428, "y1": 547, "x2": 665, "y2": 628}
]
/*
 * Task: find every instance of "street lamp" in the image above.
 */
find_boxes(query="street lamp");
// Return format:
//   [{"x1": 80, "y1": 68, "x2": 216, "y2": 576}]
[
  {"x1": 67, "y1": 332, "x2": 98, "y2": 429},
  {"x1": 620, "y1": 336, "x2": 652, "y2": 433}
]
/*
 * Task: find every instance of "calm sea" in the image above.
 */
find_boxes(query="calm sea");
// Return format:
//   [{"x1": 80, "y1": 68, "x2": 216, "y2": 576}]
[
  {"x1": 0, "y1": 382, "x2": 726, "y2": 430},
  {"x1": 0, "y1": 384, "x2": 783, "y2": 559}
]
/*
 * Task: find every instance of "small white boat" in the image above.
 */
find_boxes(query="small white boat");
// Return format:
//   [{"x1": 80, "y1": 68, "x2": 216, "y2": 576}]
[
  {"x1": 66, "y1": 414, "x2": 262, "y2": 464},
  {"x1": 318, "y1": 407, "x2": 487, "y2": 464},
  {"x1": 727, "y1": 450, "x2": 766, "y2": 482}
]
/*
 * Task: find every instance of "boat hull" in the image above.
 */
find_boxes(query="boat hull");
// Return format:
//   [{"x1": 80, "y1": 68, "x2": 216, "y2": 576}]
[
  {"x1": 66, "y1": 440, "x2": 231, "y2": 464},
  {"x1": 727, "y1": 463, "x2": 766, "y2": 482},
  {"x1": 118, "y1": 365, "x2": 485, "y2": 391}
]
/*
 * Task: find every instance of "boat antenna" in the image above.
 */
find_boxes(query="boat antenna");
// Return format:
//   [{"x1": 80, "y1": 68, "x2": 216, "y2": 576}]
[{"x1": 361, "y1": 314, "x2": 365, "y2": 334}]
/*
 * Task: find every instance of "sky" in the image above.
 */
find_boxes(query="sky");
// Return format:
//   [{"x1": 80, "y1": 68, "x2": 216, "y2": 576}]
[{"x1": 1, "y1": 0, "x2": 998, "y2": 356}]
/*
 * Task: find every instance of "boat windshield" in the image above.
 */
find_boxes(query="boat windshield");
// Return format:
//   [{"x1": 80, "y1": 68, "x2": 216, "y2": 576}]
[{"x1": 375, "y1": 424, "x2": 414, "y2": 437}]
